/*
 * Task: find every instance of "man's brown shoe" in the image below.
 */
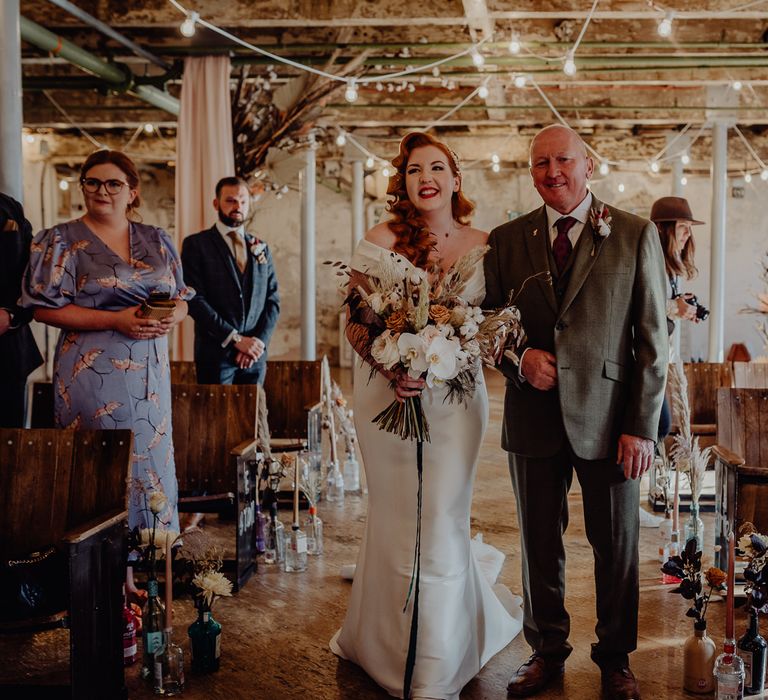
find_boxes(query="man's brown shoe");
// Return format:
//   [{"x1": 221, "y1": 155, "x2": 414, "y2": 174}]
[
  {"x1": 507, "y1": 654, "x2": 565, "y2": 697},
  {"x1": 602, "y1": 666, "x2": 641, "y2": 700}
]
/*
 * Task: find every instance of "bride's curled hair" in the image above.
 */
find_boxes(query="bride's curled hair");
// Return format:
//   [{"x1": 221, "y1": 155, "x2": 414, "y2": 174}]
[{"x1": 386, "y1": 132, "x2": 475, "y2": 268}]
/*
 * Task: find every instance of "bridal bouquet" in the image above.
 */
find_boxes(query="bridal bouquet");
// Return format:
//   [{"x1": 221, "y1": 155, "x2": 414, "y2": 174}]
[{"x1": 339, "y1": 244, "x2": 530, "y2": 441}]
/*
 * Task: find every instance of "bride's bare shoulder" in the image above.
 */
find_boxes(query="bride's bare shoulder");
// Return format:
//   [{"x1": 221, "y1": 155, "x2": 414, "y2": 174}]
[
  {"x1": 364, "y1": 222, "x2": 397, "y2": 249},
  {"x1": 461, "y1": 225, "x2": 489, "y2": 246}
]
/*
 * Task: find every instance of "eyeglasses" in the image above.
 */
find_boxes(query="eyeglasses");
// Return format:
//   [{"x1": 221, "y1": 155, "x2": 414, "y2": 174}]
[{"x1": 80, "y1": 177, "x2": 129, "y2": 195}]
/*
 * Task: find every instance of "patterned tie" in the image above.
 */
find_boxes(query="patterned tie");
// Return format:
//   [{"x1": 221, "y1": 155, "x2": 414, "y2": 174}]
[
  {"x1": 227, "y1": 230, "x2": 247, "y2": 274},
  {"x1": 553, "y1": 216, "x2": 577, "y2": 276}
]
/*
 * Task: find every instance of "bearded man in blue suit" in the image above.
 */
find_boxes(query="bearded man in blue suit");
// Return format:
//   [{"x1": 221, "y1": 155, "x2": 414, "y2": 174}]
[{"x1": 181, "y1": 177, "x2": 280, "y2": 385}]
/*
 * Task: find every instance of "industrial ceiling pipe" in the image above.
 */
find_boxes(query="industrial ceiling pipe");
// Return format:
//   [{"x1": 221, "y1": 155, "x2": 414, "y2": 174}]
[{"x1": 20, "y1": 15, "x2": 179, "y2": 115}]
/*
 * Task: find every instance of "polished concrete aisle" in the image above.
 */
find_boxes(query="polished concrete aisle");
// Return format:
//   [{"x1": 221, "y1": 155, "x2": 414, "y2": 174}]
[{"x1": 3, "y1": 369, "x2": 754, "y2": 699}]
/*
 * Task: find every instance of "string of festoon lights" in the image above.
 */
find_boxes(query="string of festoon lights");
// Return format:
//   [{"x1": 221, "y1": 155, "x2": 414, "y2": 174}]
[{"x1": 168, "y1": 0, "x2": 768, "y2": 185}]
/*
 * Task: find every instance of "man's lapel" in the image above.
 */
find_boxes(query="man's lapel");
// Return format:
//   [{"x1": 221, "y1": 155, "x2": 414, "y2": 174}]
[
  {"x1": 523, "y1": 206, "x2": 558, "y2": 315},
  {"x1": 207, "y1": 226, "x2": 243, "y2": 288},
  {"x1": 559, "y1": 195, "x2": 606, "y2": 316}
]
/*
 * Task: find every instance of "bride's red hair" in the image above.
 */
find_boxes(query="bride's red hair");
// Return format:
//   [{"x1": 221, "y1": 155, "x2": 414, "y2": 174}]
[{"x1": 385, "y1": 132, "x2": 475, "y2": 268}]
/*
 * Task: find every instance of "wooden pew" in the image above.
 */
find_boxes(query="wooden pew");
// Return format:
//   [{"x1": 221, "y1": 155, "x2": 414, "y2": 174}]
[
  {"x1": 170, "y1": 360, "x2": 197, "y2": 384},
  {"x1": 733, "y1": 362, "x2": 768, "y2": 389},
  {"x1": 713, "y1": 388, "x2": 768, "y2": 572},
  {"x1": 171, "y1": 383, "x2": 260, "y2": 590},
  {"x1": 682, "y1": 361, "x2": 734, "y2": 441},
  {"x1": 0, "y1": 428, "x2": 132, "y2": 699}
]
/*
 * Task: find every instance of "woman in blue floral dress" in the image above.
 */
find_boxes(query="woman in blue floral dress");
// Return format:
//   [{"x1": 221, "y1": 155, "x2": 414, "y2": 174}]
[{"x1": 22, "y1": 150, "x2": 194, "y2": 537}]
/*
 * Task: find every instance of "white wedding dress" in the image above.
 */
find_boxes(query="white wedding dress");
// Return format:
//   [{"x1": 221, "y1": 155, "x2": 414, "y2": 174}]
[{"x1": 330, "y1": 240, "x2": 523, "y2": 700}]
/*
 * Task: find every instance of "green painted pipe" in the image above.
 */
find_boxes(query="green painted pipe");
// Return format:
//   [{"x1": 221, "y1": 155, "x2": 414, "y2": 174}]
[{"x1": 20, "y1": 15, "x2": 179, "y2": 115}]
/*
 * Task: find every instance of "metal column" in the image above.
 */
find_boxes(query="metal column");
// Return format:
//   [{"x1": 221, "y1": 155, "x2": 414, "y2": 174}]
[
  {"x1": 0, "y1": 0, "x2": 23, "y2": 200},
  {"x1": 351, "y1": 159, "x2": 365, "y2": 250},
  {"x1": 708, "y1": 119, "x2": 729, "y2": 362},
  {"x1": 300, "y1": 143, "x2": 317, "y2": 361}
]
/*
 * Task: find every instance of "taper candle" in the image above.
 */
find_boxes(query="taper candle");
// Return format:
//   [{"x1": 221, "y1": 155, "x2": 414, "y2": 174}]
[
  {"x1": 726, "y1": 531, "x2": 735, "y2": 640},
  {"x1": 165, "y1": 534, "x2": 173, "y2": 629},
  {"x1": 672, "y1": 465, "x2": 680, "y2": 534},
  {"x1": 293, "y1": 454, "x2": 300, "y2": 527}
]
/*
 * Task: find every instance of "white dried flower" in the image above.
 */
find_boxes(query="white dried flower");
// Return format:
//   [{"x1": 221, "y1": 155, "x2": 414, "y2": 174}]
[
  {"x1": 193, "y1": 570, "x2": 233, "y2": 608},
  {"x1": 149, "y1": 490, "x2": 168, "y2": 515}
]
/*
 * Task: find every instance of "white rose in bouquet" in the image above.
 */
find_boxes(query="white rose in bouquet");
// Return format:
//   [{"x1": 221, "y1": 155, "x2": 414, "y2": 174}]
[{"x1": 371, "y1": 330, "x2": 401, "y2": 369}]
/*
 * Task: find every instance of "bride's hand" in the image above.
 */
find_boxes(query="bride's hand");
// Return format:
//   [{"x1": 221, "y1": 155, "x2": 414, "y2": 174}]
[{"x1": 391, "y1": 370, "x2": 425, "y2": 402}]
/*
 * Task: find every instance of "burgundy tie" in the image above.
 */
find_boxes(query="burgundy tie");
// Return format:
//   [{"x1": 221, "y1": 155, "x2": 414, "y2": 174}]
[{"x1": 553, "y1": 216, "x2": 577, "y2": 276}]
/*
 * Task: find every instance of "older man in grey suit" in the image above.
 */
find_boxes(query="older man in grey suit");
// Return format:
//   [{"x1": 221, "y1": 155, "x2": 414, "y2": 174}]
[{"x1": 484, "y1": 125, "x2": 667, "y2": 700}]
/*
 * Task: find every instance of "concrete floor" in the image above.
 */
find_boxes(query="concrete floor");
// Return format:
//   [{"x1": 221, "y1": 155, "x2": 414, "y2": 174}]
[{"x1": 4, "y1": 369, "x2": 765, "y2": 699}]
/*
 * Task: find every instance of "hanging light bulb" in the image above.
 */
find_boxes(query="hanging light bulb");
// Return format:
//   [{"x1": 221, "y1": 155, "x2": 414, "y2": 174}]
[
  {"x1": 375, "y1": 82, "x2": 384, "y2": 91},
  {"x1": 508, "y1": 34, "x2": 521, "y2": 55},
  {"x1": 382, "y1": 166, "x2": 392, "y2": 178},
  {"x1": 24, "y1": 133, "x2": 35, "y2": 144},
  {"x1": 761, "y1": 168, "x2": 768, "y2": 181},
  {"x1": 745, "y1": 172, "x2": 753, "y2": 183},
  {"x1": 432, "y1": 66, "x2": 441, "y2": 77},
  {"x1": 58, "y1": 179, "x2": 69, "y2": 191},
  {"x1": 650, "y1": 160, "x2": 660, "y2": 173},
  {"x1": 365, "y1": 156, "x2": 375, "y2": 169},
  {"x1": 599, "y1": 161, "x2": 610, "y2": 176},
  {"x1": 657, "y1": 12, "x2": 674, "y2": 38},
  {"x1": 143, "y1": 123, "x2": 154, "y2": 134},
  {"x1": 492, "y1": 162, "x2": 501, "y2": 173},
  {"x1": 681, "y1": 152, "x2": 691, "y2": 165},
  {"x1": 335, "y1": 131, "x2": 347, "y2": 147},
  {"x1": 470, "y1": 46, "x2": 485, "y2": 68},
  {"x1": 563, "y1": 51, "x2": 577, "y2": 77},
  {"x1": 345, "y1": 79, "x2": 358, "y2": 103},
  {"x1": 618, "y1": 182, "x2": 626, "y2": 193},
  {"x1": 514, "y1": 74, "x2": 527, "y2": 88},
  {"x1": 180, "y1": 11, "x2": 199, "y2": 38},
  {"x1": 491, "y1": 153, "x2": 500, "y2": 164},
  {"x1": 732, "y1": 80, "x2": 743, "y2": 91},
  {"x1": 680, "y1": 176, "x2": 688, "y2": 186},
  {"x1": 477, "y1": 84, "x2": 489, "y2": 99}
]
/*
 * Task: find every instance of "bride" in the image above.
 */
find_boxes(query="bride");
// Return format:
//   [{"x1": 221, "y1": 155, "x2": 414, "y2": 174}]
[{"x1": 330, "y1": 132, "x2": 522, "y2": 699}]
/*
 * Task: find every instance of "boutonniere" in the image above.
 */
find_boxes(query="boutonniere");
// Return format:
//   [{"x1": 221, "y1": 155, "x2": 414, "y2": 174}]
[
  {"x1": 588, "y1": 204, "x2": 612, "y2": 256},
  {"x1": 248, "y1": 238, "x2": 268, "y2": 264}
]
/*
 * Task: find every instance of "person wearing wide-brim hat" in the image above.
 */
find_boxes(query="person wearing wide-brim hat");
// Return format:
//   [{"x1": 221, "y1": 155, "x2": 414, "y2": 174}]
[{"x1": 650, "y1": 196, "x2": 705, "y2": 440}]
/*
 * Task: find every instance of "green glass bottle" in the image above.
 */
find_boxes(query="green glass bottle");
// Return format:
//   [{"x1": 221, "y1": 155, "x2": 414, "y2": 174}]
[
  {"x1": 141, "y1": 579, "x2": 166, "y2": 679},
  {"x1": 188, "y1": 608, "x2": 222, "y2": 673}
]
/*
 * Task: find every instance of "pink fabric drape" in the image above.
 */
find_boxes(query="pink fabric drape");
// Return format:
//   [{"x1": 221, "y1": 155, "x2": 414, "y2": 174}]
[{"x1": 173, "y1": 56, "x2": 234, "y2": 360}]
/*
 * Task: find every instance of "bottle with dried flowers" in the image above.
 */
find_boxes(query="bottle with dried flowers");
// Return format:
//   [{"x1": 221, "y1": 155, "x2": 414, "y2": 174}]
[
  {"x1": 662, "y1": 538, "x2": 727, "y2": 693},
  {"x1": 736, "y1": 524, "x2": 768, "y2": 694}
]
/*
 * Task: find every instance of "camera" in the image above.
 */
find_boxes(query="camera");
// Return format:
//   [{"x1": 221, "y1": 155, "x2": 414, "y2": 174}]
[{"x1": 677, "y1": 294, "x2": 710, "y2": 321}]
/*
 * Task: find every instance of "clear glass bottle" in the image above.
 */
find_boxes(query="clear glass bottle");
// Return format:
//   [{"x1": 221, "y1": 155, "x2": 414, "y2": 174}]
[
  {"x1": 188, "y1": 608, "x2": 222, "y2": 673},
  {"x1": 715, "y1": 638, "x2": 745, "y2": 699},
  {"x1": 326, "y1": 460, "x2": 345, "y2": 504},
  {"x1": 285, "y1": 524, "x2": 308, "y2": 572},
  {"x1": 153, "y1": 627, "x2": 185, "y2": 695},
  {"x1": 304, "y1": 505, "x2": 323, "y2": 555},
  {"x1": 685, "y1": 502, "x2": 705, "y2": 552},
  {"x1": 737, "y1": 609, "x2": 767, "y2": 694},
  {"x1": 141, "y1": 579, "x2": 166, "y2": 679},
  {"x1": 658, "y1": 510, "x2": 673, "y2": 563},
  {"x1": 264, "y1": 503, "x2": 285, "y2": 565},
  {"x1": 342, "y1": 451, "x2": 360, "y2": 494},
  {"x1": 122, "y1": 584, "x2": 139, "y2": 666},
  {"x1": 254, "y1": 501, "x2": 267, "y2": 555}
]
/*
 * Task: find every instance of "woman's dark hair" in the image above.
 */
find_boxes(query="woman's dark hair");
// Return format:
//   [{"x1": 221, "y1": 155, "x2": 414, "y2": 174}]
[
  {"x1": 385, "y1": 132, "x2": 475, "y2": 268},
  {"x1": 80, "y1": 149, "x2": 141, "y2": 216},
  {"x1": 656, "y1": 220, "x2": 697, "y2": 280}
]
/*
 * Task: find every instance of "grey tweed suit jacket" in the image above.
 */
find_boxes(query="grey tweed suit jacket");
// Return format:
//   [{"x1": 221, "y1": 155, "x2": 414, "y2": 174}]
[{"x1": 483, "y1": 196, "x2": 668, "y2": 461}]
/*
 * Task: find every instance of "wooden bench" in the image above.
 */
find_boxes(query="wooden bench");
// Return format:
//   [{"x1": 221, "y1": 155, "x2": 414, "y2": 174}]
[
  {"x1": 682, "y1": 361, "x2": 734, "y2": 442},
  {"x1": 713, "y1": 388, "x2": 768, "y2": 572},
  {"x1": 171, "y1": 383, "x2": 260, "y2": 591},
  {"x1": 733, "y1": 362, "x2": 768, "y2": 389},
  {"x1": 0, "y1": 428, "x2": 132, "y2": 699}
]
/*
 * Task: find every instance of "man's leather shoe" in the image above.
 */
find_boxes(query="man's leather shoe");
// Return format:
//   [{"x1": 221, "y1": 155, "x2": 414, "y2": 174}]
[
  {"x1": 601, "y1": 665, "x2": 641, "y2": 700},
  {"x1": 507, "y1": 654, "x2": 564, "y2": 697}
]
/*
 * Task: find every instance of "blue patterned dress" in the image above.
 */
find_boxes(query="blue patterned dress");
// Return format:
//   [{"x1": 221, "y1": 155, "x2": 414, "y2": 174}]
[{"x1": 21, "y1": 219, "x2": 194, "y2": 534}]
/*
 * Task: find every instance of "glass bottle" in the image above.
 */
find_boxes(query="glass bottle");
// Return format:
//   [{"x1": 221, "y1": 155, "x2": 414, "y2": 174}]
[
  {"x1": 122, "y1": 584, "x2": 139, "y2": 666},
  {"x1": 153, "y1": 627, "x2": 185, "y2": 695},
  {"x1": 737, "y1": 609, "x2": 767, "y2": 694},
  {"x1": 715, "y1": 638, "x2": 745, "y2": 699},
  {"x1": 285, "y1": 524, "x2": 308, "y2": 572},
  {"x1": 326, "y1": 460, "x2": 345, "y2": 504},
  {"x1": 141, "y1": 579, "x2": 166, "y2": 679},
  {"x1": 342, "y1": 451, "x2": 360, "y2": 494},
  {"x1": 254, "y1": 501, "x2": 267, "y2": 555},
  {"x1": 188, "y1": 607, "x2": 222, "y2": 673},
  {"x1": 683, "y1": 620, "x2": 717, "y2": 693},
  {"x1": 264, "y1": 503, "x2": 285, "y2": 565},
  {"x1": 304, "y1": 505, "x2": 323, "y2": 555},
  {"x1": 685, "y1": 502, "x2": 705, "y2": 552},
  {"x1": 658, "y1": 510, "x2": 673, "y2": 563}
]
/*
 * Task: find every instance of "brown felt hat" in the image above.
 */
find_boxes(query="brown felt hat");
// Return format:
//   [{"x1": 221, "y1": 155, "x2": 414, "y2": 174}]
[{"x1": 650, "y1": 196, "x2": 705, "y2": 225}]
